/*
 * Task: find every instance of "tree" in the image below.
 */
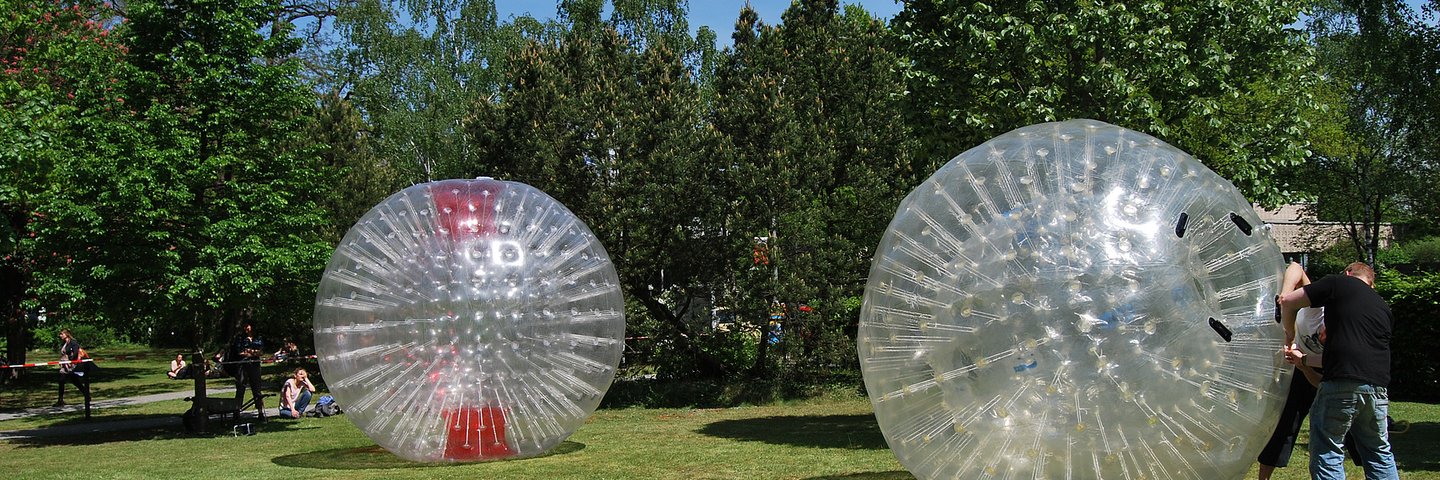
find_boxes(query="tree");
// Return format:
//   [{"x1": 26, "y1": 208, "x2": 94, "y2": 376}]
[
  {"x1": 1302, "y1": 0, "x2": 1440, "y2": 264},
  {"x1": 307, "y1": 89, "x2": 401, "y2": 242},
  {"x1": 2, "y1": 0, "x2": 129, "y2": 363},
  {"x1": 712, "y1": 0, "x2": 915, "y2": 378},
  {"x1": 329, "y1": 0, "x2": 522, "y2": 182},
  {"x1": 469, "y1": 0, "x2": 736, "y2": 379},
  {"x1": 893, "y1": 0, "x2": 1318, "y2": 206},
  {"x1": 29, "y1": 0, "x2": 331, "y2": 348}
]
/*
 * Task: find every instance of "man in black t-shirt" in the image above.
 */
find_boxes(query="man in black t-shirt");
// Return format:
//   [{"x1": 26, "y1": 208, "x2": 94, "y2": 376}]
[{"x1": 1280, "y1": 262, "x2": 1397, "y2": 480}]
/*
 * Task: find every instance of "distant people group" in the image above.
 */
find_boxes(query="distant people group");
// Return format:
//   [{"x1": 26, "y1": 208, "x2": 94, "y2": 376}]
[{"x1": 169, "y1": 323, "x2": 320, "y2": 420}]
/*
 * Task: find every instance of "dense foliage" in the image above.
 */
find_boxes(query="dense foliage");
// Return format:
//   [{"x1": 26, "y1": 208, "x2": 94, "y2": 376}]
[
  {"x1": 892, "y1": 0, "x2": 1318, "y2": 206},
  {"x1": 1298, "y1": 0, "x2": 1440, "y2": 265},
  {"x1": 1377, "y1": 269, "x2": 1440, "y2": 400},
  {"x1": 3, "y1": 0, "x2": 1437, "y2": 396},
  {"x1": 3, "y1": 0, "x2": 131, "y2": 364}
]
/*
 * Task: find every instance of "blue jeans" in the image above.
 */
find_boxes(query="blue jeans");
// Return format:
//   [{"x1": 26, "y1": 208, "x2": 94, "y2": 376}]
[
  {"x1": 1309, "y1": 379, "x2": 1397, "y2": 480},
  {"x1": 280, "y1": 389, "x2": 312, "y2": 419}
]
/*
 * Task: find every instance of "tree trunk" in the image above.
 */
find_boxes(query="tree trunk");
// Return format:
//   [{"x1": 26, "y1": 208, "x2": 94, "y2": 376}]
[
  {"x1": 748, "y1": 324, "x2": 771, "y2": 379},
  {"x1": 2, "y1": 260, "x2": 27, "y2": 380},
  {"x1": 636, "y1": 295, "x2": 726, "y2": 378},
  {"x1": 4, "y1": 309, "x2": 27, "y2": 381}
]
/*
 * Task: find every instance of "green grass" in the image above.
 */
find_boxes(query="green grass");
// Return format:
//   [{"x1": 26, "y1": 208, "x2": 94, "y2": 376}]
[
  {"x1": 0, "y1": 397, "x2": 908, "y2": 479},
  {"x1": 2, "y1": 348, "x2": 1437, "y2": 479},
  {"x1": 1, "y1": 345, "x2": 198, "y2": 408},
  {"x1": 1252, "y1": 400, "x2": 1440, "y2": 480}
]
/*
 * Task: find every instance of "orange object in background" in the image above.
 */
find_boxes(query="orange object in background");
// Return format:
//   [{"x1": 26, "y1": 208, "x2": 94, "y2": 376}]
[{"x1": 443, "y1": 406, "x2": 515, "y2": 460}]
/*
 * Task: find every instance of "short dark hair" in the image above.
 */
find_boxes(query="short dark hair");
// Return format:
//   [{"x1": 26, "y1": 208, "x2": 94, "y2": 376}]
[{"x1": 1344, "y1": 262, "x2": 1376, "y2": 286}]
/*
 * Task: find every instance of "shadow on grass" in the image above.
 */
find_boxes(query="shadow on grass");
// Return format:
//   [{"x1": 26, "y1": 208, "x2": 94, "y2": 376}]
[
  {"x1": 3, "y1": 411, "x2": 328, "y2": 448},
  {"x1": 2, "y1": 366, "x2": 149, "y2": 409},
  {"x1": 803, "y1": 472, "x2": 914, "y2": 480},
  {"x1": 1394, "y1": 421, "x2": 1439, "y2": 472},
  {"x1": 696, "y1": 414, "x2": 888, "y2": 450},
  {"x1": 1, "y1": 359, "x2": 323, "y2": 412},
  {"x1": 1, "y1": 365, "x2": 200, "y2": 411},
  {"x1": 271, "y1": 441, "x2": 586, "y2": 470},
  {"x1": 600, "y1": 374, "x2": 866, "y2": 410},
  {"x1": 5, "y1": 415, "x2": 187, "y2": 447}
]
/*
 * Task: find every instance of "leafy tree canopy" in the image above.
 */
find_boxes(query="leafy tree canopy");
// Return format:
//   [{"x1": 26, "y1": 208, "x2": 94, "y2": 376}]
[{"x1": 893, "y1": 0, "x2": 1318, "y2": 206}]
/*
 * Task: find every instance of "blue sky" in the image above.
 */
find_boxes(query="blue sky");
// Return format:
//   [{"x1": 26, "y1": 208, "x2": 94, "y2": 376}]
[
  {"x1": 494, "y1": 1, "x2": 904, "y2": 45},
  {"x1": 491, "y1": 1, "x2": 1434, "y2": 45}
]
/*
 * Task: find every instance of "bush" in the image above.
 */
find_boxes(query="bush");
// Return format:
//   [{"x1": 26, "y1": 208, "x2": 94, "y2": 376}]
[
  {"x1": 1402, "y1": 236, "x2": 1440, "y2": 265},
  {"x1": 30, "y1": 323, "x2": 122, "y2": 350},
  {"x1": 1377, "y1": 244, "x2": 1412, "y2": 268},
  {"x1": 1376, "y1": 270, "x2": 1440, "y2": 401},
  {"x1": 1310, "y1": 243, "x2": 1356, "y2": 277}
]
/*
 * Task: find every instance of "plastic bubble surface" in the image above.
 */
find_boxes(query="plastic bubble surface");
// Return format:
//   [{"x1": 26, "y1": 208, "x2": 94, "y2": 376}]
[
  {"x1": 858, "y1": 120, "x2": 1288, "y2": 479},
  {"x1": 313, "y1": 178, "x2": 624, "y2": 462}
]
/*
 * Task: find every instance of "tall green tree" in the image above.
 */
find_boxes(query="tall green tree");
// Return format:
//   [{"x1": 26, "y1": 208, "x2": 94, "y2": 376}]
[
  {"x1": 893, "y1": 0, "x2": 1317, "y2": 206},
  {"x1": 1302, "y1": 0, "x2": 1440, "y2": 264},
  {"x1": 307, "y1": 90, "x2": 400, "y2": 243},
  {"x1": 330, "y1": 0, "x2": 522, "y2": 182},
  {"x1": 470, "y1": 0, "x2": 736, "y2": 378},
  {"x1": 713, "y1": 0, "x2": 915, "y2": 378},
  {"x1": 2, "y1": 0, "x2": 129, "y2": 361},
  {"x1": 29, "y1": 0, "x2": 331, "y2": 347}
]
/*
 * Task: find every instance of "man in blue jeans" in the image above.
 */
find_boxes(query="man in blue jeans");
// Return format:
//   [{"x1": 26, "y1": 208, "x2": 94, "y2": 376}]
[{"x1": 1280, "y1": 261, "x2": 1397, "y2": 480}]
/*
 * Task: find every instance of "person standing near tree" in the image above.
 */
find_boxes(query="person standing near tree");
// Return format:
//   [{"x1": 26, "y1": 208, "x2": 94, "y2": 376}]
[
  {"x1": 230, "y1": 321, "x2": 266, "y2": 421},
  {"x1": 1280, "y1": 261, "x2": 1397, "y2": 480}
]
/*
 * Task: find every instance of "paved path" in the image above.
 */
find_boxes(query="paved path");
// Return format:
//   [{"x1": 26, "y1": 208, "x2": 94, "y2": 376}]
[{"x1": 0, "y1": 389, "x2": 280, "y2": 440}]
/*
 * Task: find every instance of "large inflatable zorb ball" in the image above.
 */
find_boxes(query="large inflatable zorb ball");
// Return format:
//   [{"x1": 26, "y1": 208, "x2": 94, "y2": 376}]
[
  {"x1": 313, "y1": 178, "x2": 624, "y2": 462},
  {"x1": 859, "y1": 120, "x2": 1288, "y2": 479}
]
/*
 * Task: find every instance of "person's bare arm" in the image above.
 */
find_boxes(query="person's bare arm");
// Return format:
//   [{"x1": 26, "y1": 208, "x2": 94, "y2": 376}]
[
  {"x1": 1280, "y1": 262, "x2": 1308, "y2": 293},
  {"x1": 1279, "y1": 284, "x2": 1312, "y2": 348},
  {"x1": 1278, "y1": 262, "x2": 1308, "y2": 348}
]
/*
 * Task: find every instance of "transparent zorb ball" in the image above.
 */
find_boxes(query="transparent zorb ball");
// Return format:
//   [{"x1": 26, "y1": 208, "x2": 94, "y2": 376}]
[
  {"x1": 314, "y1": 178, "x2": 624, "y2": 462},
  {"x1": 859, "y1": 120, "x2": 1288, "y2": 479}
]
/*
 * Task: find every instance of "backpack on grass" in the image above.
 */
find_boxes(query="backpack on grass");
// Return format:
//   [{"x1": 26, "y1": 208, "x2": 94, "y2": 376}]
[{"x1": 313, "y1": 394, "x2": 342, "y2": 417}]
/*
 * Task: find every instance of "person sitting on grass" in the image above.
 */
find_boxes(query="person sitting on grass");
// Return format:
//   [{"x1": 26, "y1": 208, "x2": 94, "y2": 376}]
[
  {"x1": 167, "y1": 354, "x2": 189, "y2": 379},
  {"x1": 273, "y1": 340, "x2": 299, "y2": 362},
  {"x1": 279, "y1": 367, "x2": 316, "y2": 419}
]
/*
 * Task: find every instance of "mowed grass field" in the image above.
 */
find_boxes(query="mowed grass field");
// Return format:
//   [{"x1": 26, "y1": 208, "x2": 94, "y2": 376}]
[{"x1": 2, "y1": 347, "x2": 1436, "y2": 479}]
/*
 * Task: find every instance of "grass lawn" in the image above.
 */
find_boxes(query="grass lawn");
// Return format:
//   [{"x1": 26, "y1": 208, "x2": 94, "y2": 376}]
[
  {"x1": 2, "y1": 348, "x2": 1437, "y2": 479},
  {"x1": 1, "y1": 345, "x2": 211, "y2": 408}
]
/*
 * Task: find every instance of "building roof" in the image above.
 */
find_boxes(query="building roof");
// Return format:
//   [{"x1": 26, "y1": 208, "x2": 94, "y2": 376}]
[
  {"x1": 1253, "y1": 204, "x2": 1391, "y2": 254},
  {"x1": 1255, "y1": 204, "x2": 1309, "y2": 224}
]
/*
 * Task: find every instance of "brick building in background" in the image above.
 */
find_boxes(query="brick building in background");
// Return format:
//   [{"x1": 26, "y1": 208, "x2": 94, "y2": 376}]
[{"x1": 1255, "y1": 203, "x2": 1394, "y2": 267}]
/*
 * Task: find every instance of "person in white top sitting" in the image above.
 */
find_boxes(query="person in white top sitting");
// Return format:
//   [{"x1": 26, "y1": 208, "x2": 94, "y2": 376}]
[
  {"x1": 279, "y1": 367, "x2": 317, "y2": 419},
  {"x1": 168, "y1": 354, "x2": 189, "y2": 379}
]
